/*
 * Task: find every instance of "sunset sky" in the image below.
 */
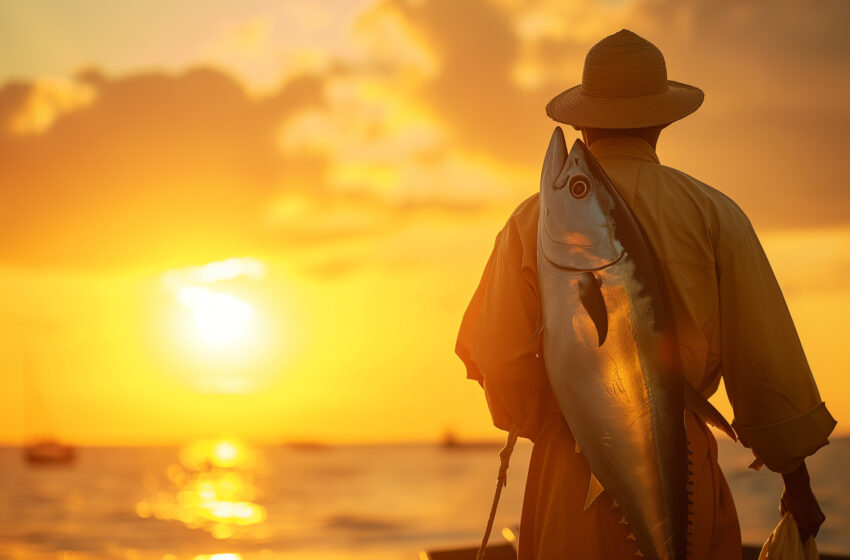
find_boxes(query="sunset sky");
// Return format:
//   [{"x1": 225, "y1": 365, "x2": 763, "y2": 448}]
[{"x1": 0, "y1": 0, "x2": 848, "y2": 445}]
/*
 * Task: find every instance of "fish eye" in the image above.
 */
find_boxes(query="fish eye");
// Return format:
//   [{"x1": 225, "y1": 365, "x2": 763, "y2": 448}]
[{"x1": 569, "y1": 176, "x2": 590, "y2": 199}]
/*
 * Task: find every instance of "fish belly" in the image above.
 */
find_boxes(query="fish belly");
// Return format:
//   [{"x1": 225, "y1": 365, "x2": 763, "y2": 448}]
[{"x1": 540, "y1": 256, "x2": 686, "y2": 560}]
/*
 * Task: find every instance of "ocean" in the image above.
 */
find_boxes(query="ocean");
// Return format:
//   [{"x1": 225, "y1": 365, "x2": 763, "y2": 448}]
[{"x1": 1, "y1": 438, "x2": 848, "y2": 560}]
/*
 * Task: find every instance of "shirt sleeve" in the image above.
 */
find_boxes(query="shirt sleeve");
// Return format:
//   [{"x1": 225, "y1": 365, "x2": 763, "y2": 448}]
[
  {"x1": 455, "y1": 216, "x2": 551, "y2": 441},
  {"x1": 717, "y1": 215, "x2": 836, "y2": 474}
]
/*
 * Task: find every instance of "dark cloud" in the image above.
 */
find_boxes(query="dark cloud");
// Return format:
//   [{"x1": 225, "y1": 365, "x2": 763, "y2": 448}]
[
  {"x1": 0, "y1": 67, "x2": 327, "y2": 268},
  {"x1": 387, "y1": 0, "x2": 552, "y2": 164},
  {"x1": 349, "y1": 0, "x2": 850, "y2": 228}
]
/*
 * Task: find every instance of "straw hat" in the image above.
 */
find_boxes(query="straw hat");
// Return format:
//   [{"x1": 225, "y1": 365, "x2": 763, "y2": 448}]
[{"x1": 546, "y1": 29, "x2": 704, "y2": 129}]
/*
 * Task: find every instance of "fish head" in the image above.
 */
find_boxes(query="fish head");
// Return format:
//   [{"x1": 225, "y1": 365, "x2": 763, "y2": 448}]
[{"x1": 539, "y1": 131, "x2": 623, "y2": 271}]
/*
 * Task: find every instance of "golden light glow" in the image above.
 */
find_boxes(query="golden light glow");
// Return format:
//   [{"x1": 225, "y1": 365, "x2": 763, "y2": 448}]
[
  {"x1": 180, "y1": 439, "x2": 255, "y2": 471},
  {"x1": 176, "y1": 286, "x2": 256, "y2": 349},
  {"x1": 163, "y1": 258, "x2": 267, "y2": 285},
  {"x1": 9, "y1": 76, "x2": 96, "y2": 135},
  {"x1": 213, "y1": 440, "x2": 240, "y2": 468},
  {"x1": 137, "y1": 439, "x2": 266, "y2": 539},
  {"x1": 154, "y1": 258, "x2": 286, "y2": 395}
]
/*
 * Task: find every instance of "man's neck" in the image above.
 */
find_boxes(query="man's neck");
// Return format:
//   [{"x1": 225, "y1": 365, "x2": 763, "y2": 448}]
[{"x1": 581, "y1": 126, "x2": 663, "y2": 150}]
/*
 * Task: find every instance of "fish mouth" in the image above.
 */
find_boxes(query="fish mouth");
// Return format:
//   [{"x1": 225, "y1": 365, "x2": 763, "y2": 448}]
[{"x1": 540, "y1": 240, "x2": 625, "y2": 272}]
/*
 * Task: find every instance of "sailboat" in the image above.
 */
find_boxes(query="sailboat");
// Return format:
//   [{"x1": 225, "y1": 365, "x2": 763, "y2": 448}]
[
  {"x1": 23, "y1": 438, "x2": 75, "y2": 465},
  {"x1": 21, "y1": 349, "x2": 76, "y2": 466}
]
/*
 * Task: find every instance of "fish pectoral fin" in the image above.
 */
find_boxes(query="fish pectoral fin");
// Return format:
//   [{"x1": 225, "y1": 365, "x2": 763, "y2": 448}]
[
  {"x1": 583, "y1": 472, "x2": 605, "y2": 511},
  {"x1": 683, "y1": 381, "x2": 737, "y2": 441},
  {"x1": 578, "y1": 271, "x2": 608, "y2": 346}
]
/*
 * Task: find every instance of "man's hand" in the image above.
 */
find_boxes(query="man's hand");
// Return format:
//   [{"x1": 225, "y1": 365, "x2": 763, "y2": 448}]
[{"x1": 780, "y1": 461, "x2": 825, "y2": 542}]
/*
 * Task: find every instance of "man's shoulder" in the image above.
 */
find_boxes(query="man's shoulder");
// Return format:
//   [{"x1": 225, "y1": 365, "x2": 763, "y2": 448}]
[
  {"x1": 654, "y1": 164, "x2": 756, "y2": 254},
  {"x1": 657, "y1": 164, "x2": 751, "y2": 225},
  {"x1": 490, "y1": 193, "x2": 540, "y2": 270},
  {"x1": 504, "y1": 193, "x2": 540, "y2": 236}
]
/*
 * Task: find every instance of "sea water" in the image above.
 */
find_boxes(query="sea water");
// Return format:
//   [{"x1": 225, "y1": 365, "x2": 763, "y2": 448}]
[{"x1": 1, "y1": 438, "x2": 848, "y2": 560}]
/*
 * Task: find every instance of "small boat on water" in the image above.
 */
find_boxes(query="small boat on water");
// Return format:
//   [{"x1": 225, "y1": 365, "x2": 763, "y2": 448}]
[
  {"x1": 19, "y1": 349, "x2": 76, "y2": 467},
  {"x1": 23, "y1": 439, "x2": 75, "y2": 466},
  {"x1": 440, "y1": 431, "x2": 502, "y2": 451}
]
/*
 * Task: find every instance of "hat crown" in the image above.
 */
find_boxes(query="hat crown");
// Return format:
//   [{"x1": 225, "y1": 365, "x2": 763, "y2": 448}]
[{"x1": 581, "y1": 29, "x2": 668, "y2": 98}]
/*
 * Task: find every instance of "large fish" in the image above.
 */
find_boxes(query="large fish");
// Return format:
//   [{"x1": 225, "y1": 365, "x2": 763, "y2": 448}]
[{"x1": 537, "y1": 127, "x2": 735, "y2": 560}]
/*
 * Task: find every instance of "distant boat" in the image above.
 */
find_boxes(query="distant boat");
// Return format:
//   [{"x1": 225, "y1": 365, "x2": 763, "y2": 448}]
[
  {"x1": 282, "y1": 441, "x2": 329, "y2": 451},
  {"x1": 440, "y1": 430, "x2": 502, "y2": 451},
  {"x1": 23, "y1": 439, "x2": 75, "y2": 465},
  {"x1": 20, "y1": 348, "x2": 75, "y2": 467}
]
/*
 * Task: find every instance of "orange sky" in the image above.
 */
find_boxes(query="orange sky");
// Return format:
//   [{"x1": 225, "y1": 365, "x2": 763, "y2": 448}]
[{"x1": 0, "y1": 0, "x2": 848, "y2": 445}]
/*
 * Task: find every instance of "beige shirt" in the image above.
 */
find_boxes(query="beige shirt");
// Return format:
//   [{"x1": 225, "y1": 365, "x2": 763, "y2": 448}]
[{"x1": 457, "y1": 135, "x2": 836, "y2": 474}]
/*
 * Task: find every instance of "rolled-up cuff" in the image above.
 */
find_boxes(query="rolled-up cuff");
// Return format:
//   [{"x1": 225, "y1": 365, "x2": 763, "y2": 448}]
[{"x1": 732, "y1": 402, "x2": 837, "y2": 474}]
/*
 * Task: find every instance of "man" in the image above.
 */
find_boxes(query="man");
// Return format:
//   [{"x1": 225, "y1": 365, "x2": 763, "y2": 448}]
[{"x1": 455, "y1": 29, "x2": 836, "y2": 559}]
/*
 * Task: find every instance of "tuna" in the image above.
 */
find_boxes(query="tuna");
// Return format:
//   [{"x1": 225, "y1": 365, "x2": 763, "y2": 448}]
[{"x1": 536, "y1": 127, "x2": 735, "y2": 560}]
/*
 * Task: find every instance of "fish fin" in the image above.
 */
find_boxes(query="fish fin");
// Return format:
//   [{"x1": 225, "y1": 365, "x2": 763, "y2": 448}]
[
  {"x1": 683, "y1": 382, "x2": 737, "y2": 441},
  {"x1": 583, "y1": 472, "x2": 605, "y2": 511},
  {"x1": 749, "y1": 455, "x2": 764, "y2": 471},
  {"x1": 578, "y1": 271, "x2": 608, "y2": 346}
]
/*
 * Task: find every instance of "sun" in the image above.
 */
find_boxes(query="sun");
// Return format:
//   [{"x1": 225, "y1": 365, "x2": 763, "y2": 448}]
[
  {"x1": 176, "y1": 285, "x2": 256, "y2": 350},
  {"x1": 158, "y1": 258, "x2": 285, "y2": 393}
]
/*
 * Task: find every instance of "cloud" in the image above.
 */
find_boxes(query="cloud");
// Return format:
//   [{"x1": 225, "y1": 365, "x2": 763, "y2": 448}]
[
  {"x1": 0, "y1": 67, "x2": 326, "y2": 269},
  {"x1": 0, "y1": 63, "x2": 508, "y2": 272},
  {"x1": 346, "y1": 0, "x2": 850, "y2": 228},
  {"x1": 225, "y1": 17, "x2": 274, "y2": 56},
  {"x1": 0, "y1": 0, "x2": 848, "y2": 273},
  {"x1": 5, "y1": 76, "x2": 97, "y2": 135}
]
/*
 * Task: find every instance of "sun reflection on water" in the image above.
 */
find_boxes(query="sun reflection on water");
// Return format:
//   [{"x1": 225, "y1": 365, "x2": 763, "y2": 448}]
[{"x1": 136, "y1": 439, "x2": 267, "y2": 540}]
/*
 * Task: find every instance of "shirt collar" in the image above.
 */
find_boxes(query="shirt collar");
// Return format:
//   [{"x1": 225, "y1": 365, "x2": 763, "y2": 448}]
[{"x1": 588, "y1": 136, "x2": 660, "y2": 164}]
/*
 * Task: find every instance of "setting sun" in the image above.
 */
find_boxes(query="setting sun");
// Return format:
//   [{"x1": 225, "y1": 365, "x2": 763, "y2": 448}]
[
  {"x1": 176, "y1": 286, "x2": 256, "y2": 350},
  {"x1": 149, "y1": 257, "x2": 293, "y2": 395},
  {"x1": 212, "y1": 440, "x2": 242, "y2": 468}
]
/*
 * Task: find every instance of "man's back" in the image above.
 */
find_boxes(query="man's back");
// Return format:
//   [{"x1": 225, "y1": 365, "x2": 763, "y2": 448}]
[
  {"x1": 457, "y1": 29, "x2": 835, "y2": 559},
  {"x1": 457, "y1": 134, "x2": 834, "y2": 559},
  {"x1": 502, "y1": 135, "x2": 831, "y2": 469}
]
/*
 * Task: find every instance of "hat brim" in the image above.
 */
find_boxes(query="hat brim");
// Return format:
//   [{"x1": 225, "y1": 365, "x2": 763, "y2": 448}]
[{"x1": 546, "y1": 80, "x2": 704, "y2": 129}]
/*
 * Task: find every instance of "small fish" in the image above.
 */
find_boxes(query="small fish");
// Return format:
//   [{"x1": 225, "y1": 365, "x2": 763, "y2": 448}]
[{"x1": 537, "y1": 127, "x2": 735, "y2": 560}]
